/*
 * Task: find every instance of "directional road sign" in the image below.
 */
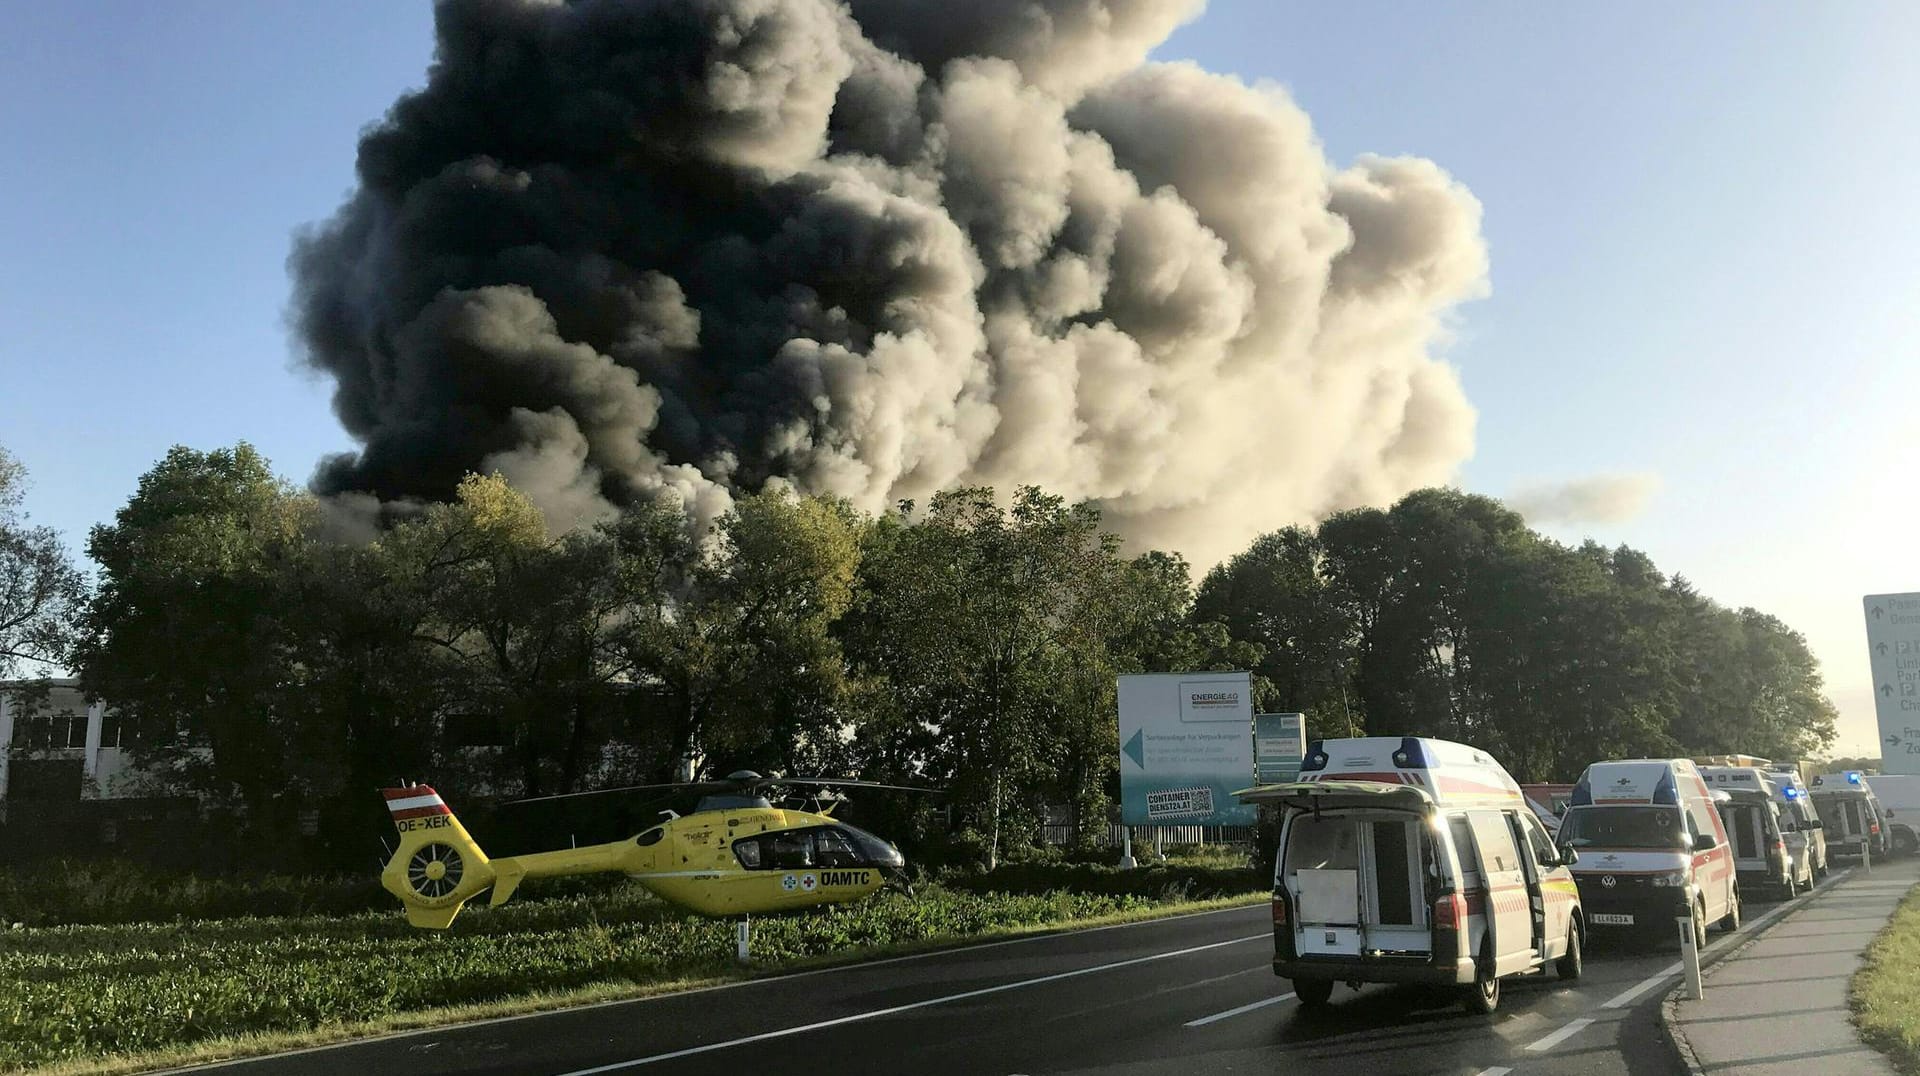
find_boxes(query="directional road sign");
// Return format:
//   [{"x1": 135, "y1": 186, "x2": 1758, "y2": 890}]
[{"x1": 1864, "y1": 593, "x2": 1920, "y2": 775}]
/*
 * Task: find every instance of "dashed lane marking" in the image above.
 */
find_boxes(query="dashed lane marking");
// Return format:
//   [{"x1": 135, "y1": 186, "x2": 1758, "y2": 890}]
[
  {"x1": 1525, "y1": 1016, "x2": 1595, "y2": 1053},
  {"x1": 1184, "y1": 992, "x2": 1296, "y2": 1027},
  {"x1": 553, "y1": 933, "x2": 1271, "y2": 1073}
]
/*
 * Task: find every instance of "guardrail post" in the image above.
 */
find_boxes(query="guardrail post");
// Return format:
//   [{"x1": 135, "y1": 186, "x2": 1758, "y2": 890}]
[
  {"x1": 737, "y1": 916, "x2": 751, "y2": 963},
  {"x1": 1678, "y1": 910, "x2": 1703, "y2": 999},
  {"x1": 1865, "y1": 836, "x2": 1873, "y2": 874}
]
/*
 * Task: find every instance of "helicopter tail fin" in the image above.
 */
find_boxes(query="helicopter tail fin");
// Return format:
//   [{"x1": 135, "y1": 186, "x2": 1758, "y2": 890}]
[{"x1": 377, "y1": 784, "x2": 496, "y2": 929}]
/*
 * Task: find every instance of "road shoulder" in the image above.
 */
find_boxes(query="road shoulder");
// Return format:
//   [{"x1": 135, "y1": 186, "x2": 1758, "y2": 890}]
[{"x1": 1663, "y1": 862, "x2": 1920, "y2": 1076}]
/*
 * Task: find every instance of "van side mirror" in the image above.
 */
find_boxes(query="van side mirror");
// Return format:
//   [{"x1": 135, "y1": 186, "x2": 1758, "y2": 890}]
[
  {"x1": 1559, "y1": 847, "x2": 1580, "y2": 866},
  {"x1": 1694, "y1": 832, "x2": 1716, "y2": 850}
]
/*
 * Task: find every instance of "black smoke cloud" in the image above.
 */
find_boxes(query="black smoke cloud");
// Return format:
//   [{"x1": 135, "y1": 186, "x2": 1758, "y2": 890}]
[{"x1": 294, "y1": 0, "x2": 1488, "y2": 564}]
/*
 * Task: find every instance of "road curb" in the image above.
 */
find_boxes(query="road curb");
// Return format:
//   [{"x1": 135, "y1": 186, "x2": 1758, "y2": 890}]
[{"x1": 1659, "y1": 871, "x2": 1856, "y2": 1076}]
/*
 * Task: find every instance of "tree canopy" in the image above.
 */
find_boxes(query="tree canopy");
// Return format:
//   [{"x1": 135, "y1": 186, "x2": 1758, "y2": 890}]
[{"x1": 64, "y1": 445, "x2": 1841, "y2": 866}]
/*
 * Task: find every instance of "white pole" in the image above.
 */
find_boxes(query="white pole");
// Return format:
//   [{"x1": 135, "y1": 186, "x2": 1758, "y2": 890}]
[
  {"x1": 1865, "y1": 833, "x2": 1873, "y2": 875},
  {"x1": 736, "y1": 916, "x2": 750, "y2": 963},
  {"x1": 1119, "y1": 827, "x2": 1137, "y2": 869},
  {"x1": 1678, "y1": 911, "x2": 1703, "y2": 999}
]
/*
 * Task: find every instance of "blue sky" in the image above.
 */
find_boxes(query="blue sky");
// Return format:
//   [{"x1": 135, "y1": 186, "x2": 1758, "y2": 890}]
[{"x1": 2, "y1": 2, "x2": 1914, "y2": 752}]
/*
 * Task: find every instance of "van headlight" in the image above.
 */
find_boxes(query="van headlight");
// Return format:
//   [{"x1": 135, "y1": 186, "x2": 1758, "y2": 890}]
[{"x1": 1649, "y1": 871, "x2": 1690, "y2": 887}]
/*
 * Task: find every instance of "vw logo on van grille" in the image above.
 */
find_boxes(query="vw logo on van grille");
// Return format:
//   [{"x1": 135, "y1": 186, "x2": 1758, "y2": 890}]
[{"x1": 1601, "y1": 875, "x2": 1618, "y2": 888}]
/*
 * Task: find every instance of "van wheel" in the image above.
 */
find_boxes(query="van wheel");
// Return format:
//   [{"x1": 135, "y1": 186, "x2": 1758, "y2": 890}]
[
  {"x1": 1715, "y1": 889, "x2": 1739, "y2": 934},
  {"x1": 1293, "y1": 978, "x2": 1334, "y2": 1009},
  {"x1": 1462, "y1": 952, "x2": 1501, "y2": 1014},
  {"x1": 1556, "y1": 922, "x2": 1584, "y2": 980},
  {"x1": 1895, "y1": 829, "x2": 1918, "y2": 857}
]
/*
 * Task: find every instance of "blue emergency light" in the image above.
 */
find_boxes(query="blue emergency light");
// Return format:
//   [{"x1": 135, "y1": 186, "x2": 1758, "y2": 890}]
[
  {"x1": 1300, "y1": 740, "x2": 1329, "y2": 773},
  {"x1": 1848, "y1": 771, "x2": 1863, "y2": 785},
  {"x1": 1783, "y1": 786, "x2": 1799, "y2": 800}
]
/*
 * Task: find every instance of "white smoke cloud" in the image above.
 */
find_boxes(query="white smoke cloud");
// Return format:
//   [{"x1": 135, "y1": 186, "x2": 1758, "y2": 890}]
[{"x1": 1510, "y1": 473, "x2": 1662, "y2": 526}]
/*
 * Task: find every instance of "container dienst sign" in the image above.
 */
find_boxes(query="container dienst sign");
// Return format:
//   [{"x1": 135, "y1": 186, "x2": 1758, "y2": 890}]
[{"x1": 1117, "y1": 672, "x2": 1256, "y2": 826}]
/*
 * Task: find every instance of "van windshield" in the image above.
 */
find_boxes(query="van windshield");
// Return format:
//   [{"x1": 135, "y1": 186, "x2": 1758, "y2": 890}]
[{"x1": 1558, "y1": 805, "x2": 1688, "y2": 850}]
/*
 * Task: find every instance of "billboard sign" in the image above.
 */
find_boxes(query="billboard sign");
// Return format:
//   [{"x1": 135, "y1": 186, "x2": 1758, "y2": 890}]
[
  {"x1": 1865, "y1": 594, "x2": 1920, "y2": 775},
  {"x1": 1117, "y1": 672, "x2": 1256, "y2": 825},
  {"x1": 1254, "y1": 713, "x2": 1307, "y2": 784}
]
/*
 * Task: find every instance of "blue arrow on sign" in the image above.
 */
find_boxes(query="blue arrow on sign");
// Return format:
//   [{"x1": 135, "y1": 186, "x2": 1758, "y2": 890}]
[{"x1": 1123, "y1": 728, "x2": 1146, "y2": 769}]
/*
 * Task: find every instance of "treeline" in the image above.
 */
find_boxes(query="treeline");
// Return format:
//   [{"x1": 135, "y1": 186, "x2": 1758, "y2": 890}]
[
  {"x1": 2, "y1": 443, "x2": 1837, "y2": 867},
  {"x1": 1196, "y1": 492, "x2": 1839, "y2": 781}
]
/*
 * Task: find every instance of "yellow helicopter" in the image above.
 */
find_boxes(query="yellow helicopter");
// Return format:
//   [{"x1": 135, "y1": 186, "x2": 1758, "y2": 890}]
[{"x1": 378, "y1": 771, "x2": 920, "y2": 928}]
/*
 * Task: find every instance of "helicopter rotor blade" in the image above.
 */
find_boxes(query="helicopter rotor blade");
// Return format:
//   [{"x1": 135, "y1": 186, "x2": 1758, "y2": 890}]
[
  {"x1": 507, "y1": 781, "x2": 731, "y2": 806},
  {"x1": 744, "y1": 777, "x2": 942, "y2": 794}
]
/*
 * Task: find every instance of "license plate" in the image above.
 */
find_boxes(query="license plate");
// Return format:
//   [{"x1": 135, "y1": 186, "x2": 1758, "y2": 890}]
[{"x1": 1590, "y1": 913, "x2": 1635, "y2": 926}]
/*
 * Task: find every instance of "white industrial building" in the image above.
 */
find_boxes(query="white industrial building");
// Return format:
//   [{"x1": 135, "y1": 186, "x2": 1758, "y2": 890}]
[{"x1": 0, "y1": 678, "x2": 140, "y2": 817}]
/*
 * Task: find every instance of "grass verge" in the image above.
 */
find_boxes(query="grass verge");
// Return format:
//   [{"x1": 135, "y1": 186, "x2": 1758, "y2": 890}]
[
  {"x1": 2, "y1": 884, "x2": 1263, "y2": 1075},
  {"x1": 1853, "y1": 884, "x2": 1920, "y2": 1074}
]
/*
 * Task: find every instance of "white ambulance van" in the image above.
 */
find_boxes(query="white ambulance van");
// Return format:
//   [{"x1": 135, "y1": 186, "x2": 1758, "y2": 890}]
[
  {"x1": 1556, "y1": 759, "x2": 1740, "y2": 947},
  {"x1": 1812, "y1": 772, "x2": 1890, "y2": 858},
  {"x1": 1700, "y1": 765, "x2": 1811, "y2": 897},
  {"x1": 1863, "y1": 775, "x2": 1920, "y2": 857},
  {"x1": 1768, "y1": 765, "x2": 1829, "y2": 878},
  {"x1": 1239, "y1": 737, "x2": 1584, "y2": 1015}
]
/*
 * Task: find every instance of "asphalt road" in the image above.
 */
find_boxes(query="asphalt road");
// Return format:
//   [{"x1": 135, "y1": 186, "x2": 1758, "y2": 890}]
[{"x1": 172, "y1": 875, "x2": 1849, "y2": 1076}]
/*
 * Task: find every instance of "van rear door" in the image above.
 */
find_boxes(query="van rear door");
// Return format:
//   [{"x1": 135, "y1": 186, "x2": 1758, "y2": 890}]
[{"x1": 1463, "y1": 810, "x2": 1536, "y2": 976}]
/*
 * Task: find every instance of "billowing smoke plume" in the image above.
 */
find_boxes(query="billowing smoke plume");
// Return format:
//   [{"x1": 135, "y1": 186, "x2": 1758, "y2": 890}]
[
  {"x1": 1510, "y1": 473, "x2": 1662, "y2": 526},
  {"x1": 293, "y1": 0, "x2": 1489, "y2": 565}
]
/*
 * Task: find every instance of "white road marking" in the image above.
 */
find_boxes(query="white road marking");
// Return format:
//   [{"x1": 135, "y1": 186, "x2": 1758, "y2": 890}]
[
  {"x1": 1600, "y1": 960, "x2": 1682, "y2": 1009},
  {"x1": 1184, "y1": 992, "x2": 1296, "y2": 1027},
  {"x1": 1525, "y1": 1016, "x2": 1594, "y2": 1052},
  {"x1": 1475, "y1": 1068, "x2": 1513, "y2": 1076},
  {"x1": 555, "y1": 933, "x2": 1271, "y2": 1073}
]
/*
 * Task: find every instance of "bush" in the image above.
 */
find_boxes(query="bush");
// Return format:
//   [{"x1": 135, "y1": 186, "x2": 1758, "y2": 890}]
[{"x1": 0, "y1": 859, "x2": 634, "y2": 928}]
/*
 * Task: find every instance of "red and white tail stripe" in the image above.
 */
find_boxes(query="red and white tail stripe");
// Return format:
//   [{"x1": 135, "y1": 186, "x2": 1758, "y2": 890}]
[{"x1": 382, "y1": 785, "x2": 452, "y2": 821}]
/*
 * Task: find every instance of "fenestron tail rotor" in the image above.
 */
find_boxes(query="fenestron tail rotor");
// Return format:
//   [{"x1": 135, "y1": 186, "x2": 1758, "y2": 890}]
[{"x1": 407, "y1": 842, "x2": 465, "y2": 900}]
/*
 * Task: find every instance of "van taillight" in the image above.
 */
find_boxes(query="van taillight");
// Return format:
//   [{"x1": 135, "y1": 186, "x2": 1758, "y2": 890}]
[
  {"x1": 1433, "y1": 892, "x2": 1464, "y2": 930},
  {"x1": 1272, "y1": 892, "x2": 1289, "y2": 925}
]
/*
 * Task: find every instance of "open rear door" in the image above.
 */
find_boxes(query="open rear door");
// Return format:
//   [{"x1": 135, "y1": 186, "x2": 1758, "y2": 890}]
[
  {"x1": 1463, "y1": 810, "x2": 1535, "y2": 977},
  {"x1": 1238, "y1": 780, "x2": 1437, "y2": 815}
]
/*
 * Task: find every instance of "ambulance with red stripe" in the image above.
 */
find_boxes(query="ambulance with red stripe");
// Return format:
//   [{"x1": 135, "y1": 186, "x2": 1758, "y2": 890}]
[
  {"x1": 1556, "y1": 759, "x2": 1741, "y2": 947},
  {"x1": 1238, "y1": 737, "x2": 1585, "y2": 1015}
]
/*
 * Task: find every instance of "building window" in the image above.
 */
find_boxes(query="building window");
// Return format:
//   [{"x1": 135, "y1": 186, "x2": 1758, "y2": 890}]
[
  {"x1": 11, "y1": 710, "x2": 93, "y2": 750},
  {"x1": 99, "y1": 710, "x2": 124, "y2": 749}
]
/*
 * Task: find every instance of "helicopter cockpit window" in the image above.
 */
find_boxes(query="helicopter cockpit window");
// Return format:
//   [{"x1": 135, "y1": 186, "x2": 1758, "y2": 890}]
[
  {"x1": 766, "y1": 833, "x2": 815, "y2": 868},
  {"x1": 814, "y1": 828, "x2": 861, "y2": 868},
  {"x1": 634, "y1": 827, "x2": 665, "y2": 847},
  {"x1": 732, "y1": 838, "x2": 762, "y2": 869}
]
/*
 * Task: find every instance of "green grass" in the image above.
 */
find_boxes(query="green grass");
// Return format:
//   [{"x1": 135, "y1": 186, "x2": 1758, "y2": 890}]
[
  {"x1": 0, "y1": 880, "x2": 1264, "y2": 1074},
  {"x1": 1853, "y1": 885, "x2": 1920, "y2": 1073}
]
